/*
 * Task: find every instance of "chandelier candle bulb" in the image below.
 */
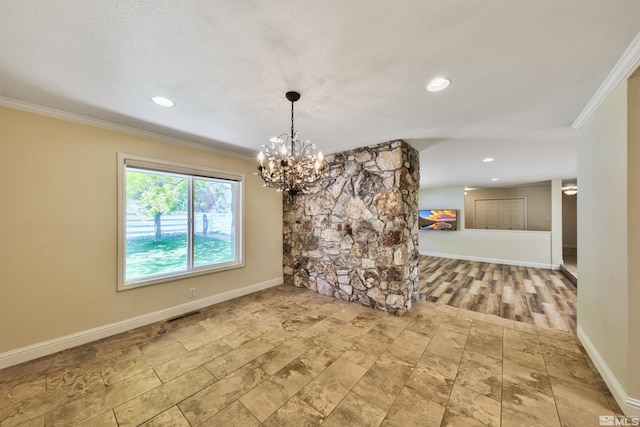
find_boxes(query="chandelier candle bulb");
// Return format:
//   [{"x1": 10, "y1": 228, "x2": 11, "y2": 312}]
[{"x1": 258, "y1": 151, "x2": 264, "y2": 166}]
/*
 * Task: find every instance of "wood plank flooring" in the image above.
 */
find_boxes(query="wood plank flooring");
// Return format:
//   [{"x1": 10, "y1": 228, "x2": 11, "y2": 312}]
[
  {"x1": 562, "y1": 247, "x2": 578, "y2": 285},
  {"x1": 419, "y1": 256, "x2": 577, "y2": 333}
]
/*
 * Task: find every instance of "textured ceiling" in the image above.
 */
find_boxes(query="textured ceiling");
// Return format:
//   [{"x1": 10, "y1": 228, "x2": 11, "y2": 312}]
[{"x1": 1, "y1": 1, "x2": 639, "y2": 188}]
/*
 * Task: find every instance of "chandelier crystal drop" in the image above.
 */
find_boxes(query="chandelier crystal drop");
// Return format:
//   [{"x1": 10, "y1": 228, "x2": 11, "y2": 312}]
[{"x1": 255, "y1": 91, "x2": 324, "y2": 196}]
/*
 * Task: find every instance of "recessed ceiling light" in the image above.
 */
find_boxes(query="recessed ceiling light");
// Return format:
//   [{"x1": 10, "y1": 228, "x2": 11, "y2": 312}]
[
  {"x1": 151, "y1": 96, "x2": 175, "y2": 107},
  {"x1": 483, "y1": 157, "x2": 495, "y2": 163},
  {"x1": 426, "y1": 77, "x2": 451, "y2": 92},
  {"x1": 491, "y1": 178, "x2": 500, "y2": 181}
]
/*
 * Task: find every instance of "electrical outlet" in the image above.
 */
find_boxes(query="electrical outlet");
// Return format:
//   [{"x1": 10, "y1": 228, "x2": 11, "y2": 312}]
[{"x1": 189, "y1": 288, "x2": 196, "y2": 298}]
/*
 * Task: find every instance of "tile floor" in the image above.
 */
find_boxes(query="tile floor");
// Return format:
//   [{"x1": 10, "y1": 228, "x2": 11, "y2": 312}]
[{"x1": 0, "y1": 279, "x2": 625, "y2": 426}]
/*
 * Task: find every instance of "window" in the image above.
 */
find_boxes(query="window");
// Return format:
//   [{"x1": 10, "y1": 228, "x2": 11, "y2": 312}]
[{"x1": 118, "y1": 154, "x2": 243, "y2": 290}]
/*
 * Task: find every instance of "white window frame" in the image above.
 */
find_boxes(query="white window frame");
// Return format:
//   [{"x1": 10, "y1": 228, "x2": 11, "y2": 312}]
[{"x1": 117, "y1": 153, "x2": 244, "y2": 291}]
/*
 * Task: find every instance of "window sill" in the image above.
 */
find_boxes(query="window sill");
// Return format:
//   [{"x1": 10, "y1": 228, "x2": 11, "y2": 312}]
[{"x1": 117, "y1": 260, "x2": 244, "y2": 291}]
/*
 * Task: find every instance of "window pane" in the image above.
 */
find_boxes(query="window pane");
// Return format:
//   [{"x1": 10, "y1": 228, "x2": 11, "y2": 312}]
[
  {"x1": 118, "y1": 155, "x2": 244, "y2": 290},
  {"x1": 194, "y1": 178, "x2": 235, "y2": 268},
  {"x1": 125, "y1": 168, "x2": 188, "y2": 282}
]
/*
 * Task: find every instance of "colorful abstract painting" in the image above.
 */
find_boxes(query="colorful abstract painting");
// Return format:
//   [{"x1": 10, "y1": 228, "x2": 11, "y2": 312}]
[{"x1": 418, "y1": 209, "x2": 457, "y2": 230}]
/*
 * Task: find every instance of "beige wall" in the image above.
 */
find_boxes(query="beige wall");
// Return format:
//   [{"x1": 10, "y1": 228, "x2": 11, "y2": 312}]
[
  {"x1": 626, "y1": 72, "x2": 640, "y2": 400},
  {"x1": 577, "y1": 81, "x2": 632, "y2": 409},
  {"x1": 0, "y1": 106, "x2": 283, "y2": 354},
  {"x1": 464, "y1": 183, "x2": 552, "y2": 231},
  {"x1": 562, "y1": 193, "x2": 577, "y2": 248},
  {"x1": 419, "y1": 186, "x2": 555, "y2": 268}
]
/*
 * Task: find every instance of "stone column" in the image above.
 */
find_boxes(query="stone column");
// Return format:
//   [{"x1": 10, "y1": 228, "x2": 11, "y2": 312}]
[{"x1": 283, "y1": 140, "x2": 419, "y2": 315}]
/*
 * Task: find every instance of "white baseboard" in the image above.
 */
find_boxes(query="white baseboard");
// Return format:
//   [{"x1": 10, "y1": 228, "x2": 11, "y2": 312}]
[
  {"x1": 0, "y1": 277, "x2": 283, "y2": 370},
  {"x1": 577, "y1": 325, "x2": 640, "y2": 417},
  {"x1": 419, "y1": 251, "x2": 561, "y2": 270}
]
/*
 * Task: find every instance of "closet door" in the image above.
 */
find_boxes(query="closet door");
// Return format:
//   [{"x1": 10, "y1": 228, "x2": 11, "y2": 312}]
[
  {"x1": 475, "y1": 200, "x2": 487, "y2": 229},
  {"x1": 486, "y1": 200, "x2": 500, "y2": 229},
  {"x1": 498, "y1": 198, "x2": 525, "y2": 230},
  {"x1": 509, "y1": 198, "x2": 525, "y2": 230},
  {"x1": 475, "y1": 198, "x2": 525, "y2": 230},
  {"x1": 475, "y1": 200, "x2": 500, "y2": 229},
  {"x1": 499, "y1": 200, "x2": 512, "y2": 229}
]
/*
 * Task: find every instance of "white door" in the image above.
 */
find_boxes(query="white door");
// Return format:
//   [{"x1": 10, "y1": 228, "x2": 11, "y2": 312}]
[
  {"x1": 509, "y1": 198, "x2": 525, "y2": 230},
  {"x1": 475, "y1": 198, "x2": 525, "y2": 230},
  {"x1": 486, "y1": 200, "x2": 500, "y2": 229},
  {"x1": 499, "y1": 200, "x2": 512, "y2": 229},
  {"x1": 498, "y1": 198, "x2": 525, "y2": 230},
  {"x1": 475, "y1": 200, "x2": 487, "y2": 229},
  {"x1": 475, "y1": 200, "x2": 500, "y2": 229}
]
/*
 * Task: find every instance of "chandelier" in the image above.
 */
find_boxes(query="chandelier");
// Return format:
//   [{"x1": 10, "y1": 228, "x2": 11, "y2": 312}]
[{"x1": 255, "y1": 91, "x2": 324, "y2": 196}]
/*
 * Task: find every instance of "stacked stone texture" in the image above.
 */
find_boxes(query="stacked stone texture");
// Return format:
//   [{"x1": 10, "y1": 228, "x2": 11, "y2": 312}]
[{"x1": 283, "y1": 140, "x2": 420, "y2": 315}]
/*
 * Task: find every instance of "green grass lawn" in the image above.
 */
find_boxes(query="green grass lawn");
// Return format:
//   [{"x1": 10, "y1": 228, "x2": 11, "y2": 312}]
[{"x1": 126, "y1": 233, "x2": 233, "y2": 281}]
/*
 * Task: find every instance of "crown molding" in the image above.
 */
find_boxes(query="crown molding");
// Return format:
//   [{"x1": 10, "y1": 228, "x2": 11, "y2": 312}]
[
  {"x1": 573, "y1": 32, "x2": 640, "y2": 130},
  {"x1": 0, "y1": 96, "x2": 255, "y2": 161}
]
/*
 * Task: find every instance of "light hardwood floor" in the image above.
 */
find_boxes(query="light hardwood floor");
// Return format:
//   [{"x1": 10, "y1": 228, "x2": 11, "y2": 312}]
[
  {"x1": 0, "y1": 258, "x2": 625, "y2": 426},
  {"x1": 562, "y1": 247, "x2": 578, "y2": 285},
  {"x1": 419, "y1": 256, "x2": 577, "y2": 333}
]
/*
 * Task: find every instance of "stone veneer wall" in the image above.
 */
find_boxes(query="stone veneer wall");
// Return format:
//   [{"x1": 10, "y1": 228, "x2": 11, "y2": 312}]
[{"x1": 283, "y1": 140, "x2": 420, "y2": 315}]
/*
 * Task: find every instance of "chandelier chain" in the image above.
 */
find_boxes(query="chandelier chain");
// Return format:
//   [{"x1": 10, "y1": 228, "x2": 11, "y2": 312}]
[{"x1": 290, "y1": 99, "x2": 295, "y2": 149}]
